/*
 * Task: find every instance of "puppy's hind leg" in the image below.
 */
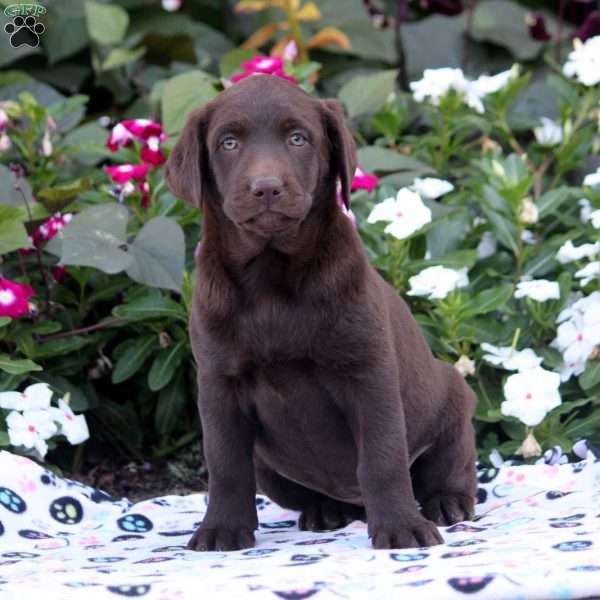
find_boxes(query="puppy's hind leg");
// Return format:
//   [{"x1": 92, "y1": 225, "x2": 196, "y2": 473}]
[
  {"x1": 411, "y1": 365, "x2": 478, "y2": 526},
  {"x1": 255, "y1": 456, "x2": 365, "y2": 532}
]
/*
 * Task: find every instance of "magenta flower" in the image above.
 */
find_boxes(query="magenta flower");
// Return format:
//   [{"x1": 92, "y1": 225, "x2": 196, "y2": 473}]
[
  {"x1": 575, "y1": 11, "x2": 600, "y2": 41},
  {"x1": 231, "y1": 55, "x2": 297, "y2": 85},
  {"x1": 0, "y1": 278, "x2": 35, "y2": 319},
  {"x1": 32, "y1": 213, "x2": 72, "y2": 247},
  {"x1": 104, "y1": 164, "x2": 150, "y2": 185},
  {"x1": 420, "y1": 0, "x2": 463, "y2": 16},
  {"x1": 527, "y1": 14, "x2": 552, "y2": 41},
  {"x1": 106, "y1": 119, "x2": 165, "y2": 152},
  {"x1": 52, "y1": 266, "x2": 67, "y2": 283},
  {"x1": 140, "y1": 136, "x2": 166, "y2": 166},
  {"x1": 351, "y1": 166, "x2": 379, "y2": 193},
  {"x1": 241, "y1": 56, "x2": 283, "y2": 74},
  {"x1": 0, "y1": 109, "x2": 9, "y2": 131},
  {"x1": 139, "y1": 181, "x2": 151, "y2": 209},
  {"x1": 106, "y1": 122, "x2": 134, "y2": 152}
]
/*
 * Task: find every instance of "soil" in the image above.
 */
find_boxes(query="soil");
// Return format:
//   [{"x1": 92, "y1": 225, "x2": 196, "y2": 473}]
[{"x1": 74, "y1": 448, "x2": 208, "y2": 502}]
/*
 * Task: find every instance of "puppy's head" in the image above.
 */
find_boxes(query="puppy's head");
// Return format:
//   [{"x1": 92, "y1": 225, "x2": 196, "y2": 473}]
[{"x1": 165, "y1": 76, "x2": 356, "y2": 239}]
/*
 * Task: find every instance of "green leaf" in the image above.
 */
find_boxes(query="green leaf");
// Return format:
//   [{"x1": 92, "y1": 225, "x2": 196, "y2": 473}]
[
  {"x1": 48, "y1": 95, "x2": 88, "y2": 133},
  {"x1": 580, "y1": 362, "x2": 600, "y2": 392},
  {"x1": 101, "y1": 47, "x2": 146, "y2": 71},
  {"x1": 85, "y1": 1, "x2": 129, "y2": 45},
  {"x1": 62, "y1": 122, "x2": 109, "y2": 166},
  {"x1": 35, "y1": 373, "x2": 92, "y2": 412},
  {"x1": 0, "y1": 206, "x2": 31, "y2": 254},
  {"x1": 219, "y1": 48, "x2": 256, "y2": 79},
  {"x1": 0, "y1": 355, "x2": 42, "y2": 375},
  {"x1": 162, "y1": 70, "x2": 218, "y2": 135},
  {"x1": 112, "y1": 292, "x2": 185, "y2": 322},
  {"x1": 338, "y1": 70, "x2": 397, "y2": 118},
  {"x1": 30, "y1": 321, "x2": 62, "y2": 335},
  {"x1": 409, "y1": 249, "x2": 478, "y2": 271},
  {"x1": 42, "y1": 9, "x2": 89, "y2": 64},
  {"x1": 155, "y1": 369, "x2": 187, "y2": 437},
  {"x1": 537, "y1": 187, "x2": 576, "y2": 219},
  {"x1": 35, "y1": 336, "x2": 92, "y2": 359},
  {"x1": 480, "y1": 190, "x2": 518, "y2": 256},
  {"x1": 148, "y1": 340, "x2": 187, "y2": 392},
  {"x1": 37, "y1": 178, "x2": 92, "y2": 210},
  {"x1": 125, "y1": 217, "x2": 185, "y2": 292},
  {"x1": 0, "y1": 165, "x2": 37, "y2": 214},
  {"x1": 470, "y1": 0, "x2": 543, "y2": 60},
  {"x1": 356, "y1": 146, "x2": 433, "y2": 174},
  {"x1": 462, "y1": 285, "x2": 513, "y2": 318},
  {"x1": 46, "y1": 204, "x2": 131, "y2": 274},
  {"x1": 0, "y1": 317, "x2": 11, "y2": 328},
  {"x1": 112, "y1": 334, "x2": 157, "y2": 384},
  {"x1": 0, "y1": 431, "x2": 9, "y2": 446}
]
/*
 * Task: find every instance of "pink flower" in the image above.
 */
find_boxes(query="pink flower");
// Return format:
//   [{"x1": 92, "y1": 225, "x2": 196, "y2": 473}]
[
  {"x1": 0, "y1": 109, "x2": 9, "y2": 131},
  {"x1": 231, "y1": 56, "x2": 297, "y2": 85},
  {"x1": 527, "y1": 13, "x2": 552, "y2": 41},
  {"x1": 139, "y1": 181, "x2": 151, "y2": 209},
  {"x1": 0, "y1": 278, "x2": 35, "y2": 319},
  {"x1": 283, "y1": 40, "x2": 298, "y2": 62},
  {"x1": 106, "y1": 122, "x2": 134, "y2": 152},
  {"x1": 106, "y1": 119, "x2": 164, "y2": 152},
  {"x1": 52, "y1": 266, "x2": 67, "y2": 283},
  {"x1": 104, "y1": 164, "x2": 150, "y2": 184},
  {"x1": 31, "y1": 213, "x2": 72, "y2": 247},
  {"x1": 140, "y1": 136, "x2": 166, "y2": 166},
  {"x1": 241, "y1": 56, "x2": 283, "y2": 74},
  {"x1": 351, "y1": 166, "x2": 378, "y2": 193}
]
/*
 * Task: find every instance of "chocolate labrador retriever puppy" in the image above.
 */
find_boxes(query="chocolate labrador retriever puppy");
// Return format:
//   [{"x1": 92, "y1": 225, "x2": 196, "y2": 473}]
[{"x1": 165, "y1": 75, "x2": 477, "y2": 552}]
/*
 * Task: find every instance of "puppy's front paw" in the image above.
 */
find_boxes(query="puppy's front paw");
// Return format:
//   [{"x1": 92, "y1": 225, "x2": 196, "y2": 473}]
[
  {"x1": 187, "y1": 525, "x2": 255, "y2": 552},
  {"x1": 422, "y1": 493, "x2": 474, "y2": 526},
  {"x1": 370, "y1": 518, "x2": 443, "y2": 549}
]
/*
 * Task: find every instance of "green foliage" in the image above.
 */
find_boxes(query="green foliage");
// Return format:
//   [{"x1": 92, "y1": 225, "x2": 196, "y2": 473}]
[{"x1": 0, "y1": 0, "x2": 598, "y2": 470}]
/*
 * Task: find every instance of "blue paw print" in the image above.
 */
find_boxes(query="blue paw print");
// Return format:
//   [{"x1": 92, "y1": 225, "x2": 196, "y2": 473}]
[
  {"x1": 117, "y1": 514, "x2": 153, "y2": 533},
  {"x1": 553, "y1": 540, "x2": 593, "y2": 552},
  {"x1": 0, "y1": 488, "x2": 26, "y2": 514},
  {"x1": 106, "y1": 585, "x2": 151, "y2": 597}
]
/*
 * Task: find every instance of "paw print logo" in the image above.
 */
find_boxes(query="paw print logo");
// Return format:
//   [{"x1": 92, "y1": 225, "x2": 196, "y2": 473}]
[
  {"x1": 117, "y1": 514, "x2": 154, "y2": 533},
  {"x1": 5, "y1": 15, "x2": 44, "y2": 48}
]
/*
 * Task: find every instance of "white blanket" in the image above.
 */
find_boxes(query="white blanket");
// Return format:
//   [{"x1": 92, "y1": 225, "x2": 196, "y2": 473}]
[{"x1": 1, "y1": 450, "x2": 600, "y2": 599}]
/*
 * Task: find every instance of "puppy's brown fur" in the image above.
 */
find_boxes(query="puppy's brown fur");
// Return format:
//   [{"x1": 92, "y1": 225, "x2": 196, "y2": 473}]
[{"x1": 165, "y1": 76, "x2": 477, "y2": 552}]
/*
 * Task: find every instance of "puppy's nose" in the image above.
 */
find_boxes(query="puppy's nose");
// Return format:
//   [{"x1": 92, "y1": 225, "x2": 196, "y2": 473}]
[{"x1": 251, "y1": 177, "x2": 284, "y2": 204}]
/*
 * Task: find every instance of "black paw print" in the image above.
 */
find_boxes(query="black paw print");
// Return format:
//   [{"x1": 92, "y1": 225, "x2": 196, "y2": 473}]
[
  {"x1": 5, "y1": 16, "x2": 45, "y2": 48},
  {"x1": 49, "y1": 497, "x2": 84, "y2": 525}
]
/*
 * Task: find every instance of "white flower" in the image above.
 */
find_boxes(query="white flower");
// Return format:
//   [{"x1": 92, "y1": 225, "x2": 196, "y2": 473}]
[
  {"x1": 579, "y1": 198, "x2": 592, "y2": 223},
  {"x1": 575, "y1": 261, "x2": 600, "y2": 286},
  {"x1": 407, "y1": 265, "x2": 469, "y2": 300},
  {"x1": 519, "y1": 197, "x2": 538, "y2": 224},
  {"x1": 162, "y1": 0, "x2": 182, "y2": 10},
  {"x1": 41, "y1": 129, "x2": 52, "y2": 157},
  {"x1": 409, "y1": 67, "x2": 467, "y2": 105},
  {"x1": 556, "y1": 240, "x2": 600, "y2": 264},
  {"x1": 590, "y1": 210, "x2": 600, "y2": 229},
  {"x1": 411, "y1": 177, "x2": 454, "y2": 200},
  {"x1": 454, "y1": 355, "x2": 475, "y2": 377},
  {"x1": 534, "y1": 117, "x2": 563, "y2": 146},
  {"x1": 552, "y1": 292, "x2": 600, "y2": 379},
  {"x1": 515, "y1": 279, "x2": 560, "y2": 302},
  {"x1": 583, "y1": 167, "x2": 600, "y2": 188},
  {"x1": 481, "y1": 343, "x2": 543, "y2": 371},
  {"x1": 521, "y1": 229, "x2": 537, "y2": 245},
  {"x1": 0, "y1": 382, "x2": 53, "y2": 411},
  {"x1": 501, "y1": 367, "x2": 562, "y2": 426},
  {"x1": 6, "y1": 410, "x2": 58, "y2": 458},
  {"x1": 0, "y1": 133, "x2": 10, "y2": 153},
  {"x1": 477, "y1": 232, "x2": 497, "y2": 259},
  {"x1": 469, "y1": 68, "x2": 516, "y2": 95},
  {"x1": 49, "y1": 399, "x2": 90, "y2": 445},
  {"x1": 367, "y1": 188, "x2": 432, "y2": 240},
  {"x1": 562, "y1": 36, "x2": 600, "y2": 87}
]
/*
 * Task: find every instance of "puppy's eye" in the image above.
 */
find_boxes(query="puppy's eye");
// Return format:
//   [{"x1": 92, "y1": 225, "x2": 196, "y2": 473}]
[
  {"x1": 289, "y1": 132, "x2": 307, "y2": 146},
  {"x1": 222, "y1": 137, "x2": 239, "y2": 151}
]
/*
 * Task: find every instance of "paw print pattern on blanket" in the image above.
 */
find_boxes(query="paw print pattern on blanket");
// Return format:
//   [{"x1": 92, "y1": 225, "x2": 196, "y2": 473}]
[{"x1": 0, "y1": 450, "x2": 600, "y2": 599}]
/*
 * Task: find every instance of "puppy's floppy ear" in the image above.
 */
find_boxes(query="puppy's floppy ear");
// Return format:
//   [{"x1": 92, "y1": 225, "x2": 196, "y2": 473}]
[
  {"x1": 165, "y1": 105, "x2": 210, "y2": 209},
  {"x1": 321, "y1": 99, "x2": 357, "y2": 209}
]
